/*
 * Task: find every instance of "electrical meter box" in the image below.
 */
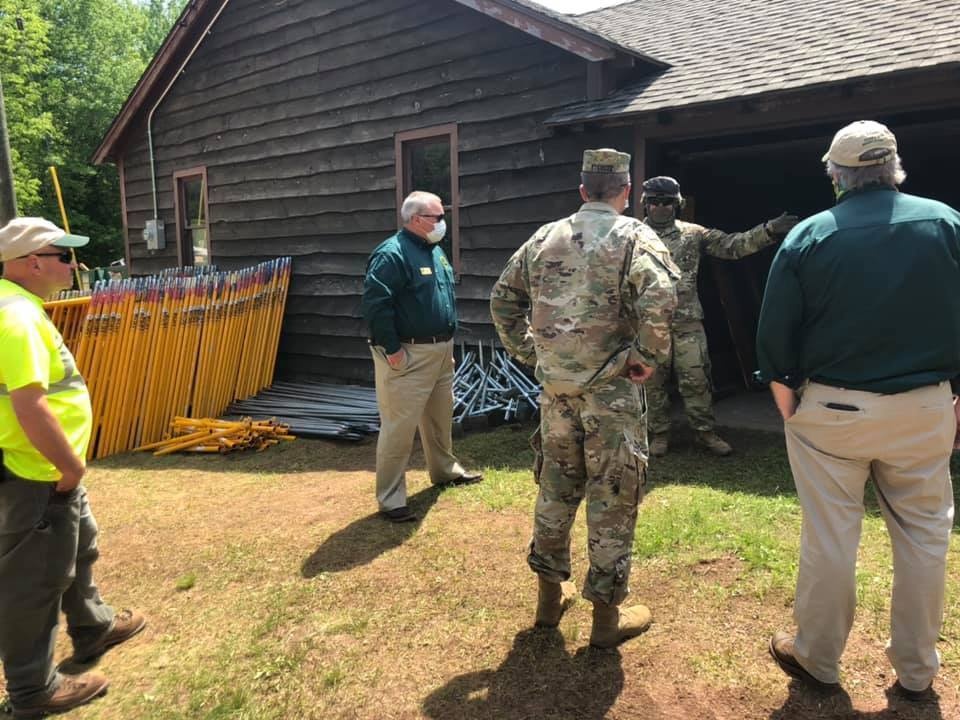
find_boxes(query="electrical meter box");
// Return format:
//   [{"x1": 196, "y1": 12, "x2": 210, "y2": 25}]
[{"x1": 143, "y1": 219, "x2": 166, "y2": 250}]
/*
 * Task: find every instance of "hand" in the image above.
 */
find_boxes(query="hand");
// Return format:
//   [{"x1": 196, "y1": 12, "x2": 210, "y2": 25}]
[
  {"x1": 625, "y1": 363, "x2": 654, "y2": 384},
  {"x1": 766, "y1": 212, "x2": 799, "y2": 236},
  {"x1": 387, "y1": 348, "x2": 406, "y2": 368},
  {"x1": 55, "y1": 462, "x2": 85, "y2": 494}
]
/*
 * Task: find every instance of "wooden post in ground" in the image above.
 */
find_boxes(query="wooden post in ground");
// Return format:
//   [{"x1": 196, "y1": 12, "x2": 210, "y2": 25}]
[{"x1": 0, "y1": 76, "x2": 18, "y2": 225}]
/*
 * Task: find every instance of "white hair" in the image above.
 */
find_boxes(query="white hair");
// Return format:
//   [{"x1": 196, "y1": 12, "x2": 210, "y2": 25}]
[
  {"x1": 827, "y1": 155, "x2": 906, "y2": 191},
  {"x1": 400, "y1": 191, "x2": 442, "y2": 224}
]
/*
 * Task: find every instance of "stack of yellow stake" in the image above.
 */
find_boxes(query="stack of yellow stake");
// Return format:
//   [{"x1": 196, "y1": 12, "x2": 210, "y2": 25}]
[
  {"x1": 137, "y1": 417, "x2": 294, "y2": 455},
  {"x1": 44, "y1": 258, "x2": 292, "y2": 459}
]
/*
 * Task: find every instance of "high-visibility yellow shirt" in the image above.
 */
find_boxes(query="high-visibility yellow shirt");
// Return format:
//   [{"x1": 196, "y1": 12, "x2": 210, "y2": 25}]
[{"x1": 0, "y1": 279, "x2": 92, "y2": 481}]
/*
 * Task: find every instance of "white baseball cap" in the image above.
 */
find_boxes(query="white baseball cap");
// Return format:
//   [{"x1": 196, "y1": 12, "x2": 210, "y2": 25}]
[
  {"x1": 0, "y1": 217, "x2": 89, "y2": 262},
  {"x1": 822, "y1": 120, "x2": 897, "y2": 167}
]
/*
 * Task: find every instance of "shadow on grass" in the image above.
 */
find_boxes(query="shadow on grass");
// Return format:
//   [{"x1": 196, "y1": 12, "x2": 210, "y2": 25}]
[
  {"x1": 300, "y1": 485, "x2": 443, "y2": 576},
  {"x1": 421, "y1": 627, "x2": 629, "y2": 720},
  {"x1": 647, "y1": 426, "x2": 960, "y2": 530},
  {"x1": 769, "y1": 679, "x2": 943, "y2": 719}
]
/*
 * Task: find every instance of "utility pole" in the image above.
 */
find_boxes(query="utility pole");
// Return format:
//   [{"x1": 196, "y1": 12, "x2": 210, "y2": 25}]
[{"x1": 0, "y1": 75, "x2": 17, "y2": 225}]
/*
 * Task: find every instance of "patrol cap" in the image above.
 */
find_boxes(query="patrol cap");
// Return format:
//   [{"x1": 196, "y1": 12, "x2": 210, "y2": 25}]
[
  {"x1": 0, "y1": 217, "x2": 89, "y2": 262},
  {"x1": 582, "y1": 148, "x2": 631, "y2": 174},
  {"x1": 641, "y1": 176, "x2": 681, "y2": 197},
  {"x1": 822, "y1": 120, "x2": 897, "y2": 167}
]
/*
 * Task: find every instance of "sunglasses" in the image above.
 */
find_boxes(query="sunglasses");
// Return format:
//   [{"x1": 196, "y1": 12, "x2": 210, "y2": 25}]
[
  {"x1": 32, "y1": 249, "x2": 74, "y2": 264},
  {"x1": 417, "y1": 213, "x2": 445, "y2": 221},
  {"x1": 645, "y1": 197, "x2": 676, "y2": 207}
]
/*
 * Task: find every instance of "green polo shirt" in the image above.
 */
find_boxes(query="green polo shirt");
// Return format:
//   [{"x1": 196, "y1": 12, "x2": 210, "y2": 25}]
[
  {"x1": 0, "y1": 279, "x2": 92, "y2": 481},
  {"x1": 756, "y1": 186, "x2": 960, "y2": 394},
  {"x1": 360, "y1": 229, "x2": 458, "y2": 354}
]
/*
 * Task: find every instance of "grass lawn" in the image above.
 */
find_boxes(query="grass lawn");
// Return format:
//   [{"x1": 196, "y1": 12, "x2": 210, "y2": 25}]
[{"x1": 1, "y1": 424, "x2": 958, "y2": 719}]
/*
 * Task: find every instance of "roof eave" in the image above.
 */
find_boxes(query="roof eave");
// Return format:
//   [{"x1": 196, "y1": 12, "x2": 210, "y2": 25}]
[
  {"x1": 91, "y1": 0, "x2": 211, "y2": 165},
  {"x1": 451, "y1": 0, "x2": 667, "y2": 67}
]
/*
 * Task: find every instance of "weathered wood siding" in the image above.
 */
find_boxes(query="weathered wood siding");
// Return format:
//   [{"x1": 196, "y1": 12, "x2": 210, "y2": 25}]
[{"x1": 119, "y1": 0, "x2": 627, "y2": 380}]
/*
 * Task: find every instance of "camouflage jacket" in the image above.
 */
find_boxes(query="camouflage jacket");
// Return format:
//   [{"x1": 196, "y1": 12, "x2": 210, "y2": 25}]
[
  {"x1": 644, "y1": 219, "x2": 774, "y2": 324},
  {"x1": 490, "y1": 202, "x2": 679, "y2": 396}
]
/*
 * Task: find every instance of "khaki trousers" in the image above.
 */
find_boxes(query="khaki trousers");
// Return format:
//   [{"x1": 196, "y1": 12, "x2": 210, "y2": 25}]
[
  {"x1": 784, "y1": 381, "x2": 955, "y2": 690},
  {"x1": 371, "y1": 341, "x2": 464, "y2": 511}
]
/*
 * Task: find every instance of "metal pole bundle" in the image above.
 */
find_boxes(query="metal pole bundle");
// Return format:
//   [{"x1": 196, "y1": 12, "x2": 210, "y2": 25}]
[
  {"x1": 452, "y1": 339, "x2": 540, "y2": 433},
  {"x1": 43, "y1": 258, "x2": 292, "y2": 459}
]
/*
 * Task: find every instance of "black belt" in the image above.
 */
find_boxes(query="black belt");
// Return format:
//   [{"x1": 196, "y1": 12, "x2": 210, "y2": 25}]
[{"x1": 400, "y1": 335, "x2": 452, "y2": 344}]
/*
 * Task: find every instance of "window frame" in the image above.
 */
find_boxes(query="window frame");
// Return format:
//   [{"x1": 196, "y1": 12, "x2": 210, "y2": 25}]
[
  {"x1": 172, "y1": 166, "x2": 210, "y2": 267},
  {"x1": 394, "y1": 124, "x2": 460, "y2": 275}
]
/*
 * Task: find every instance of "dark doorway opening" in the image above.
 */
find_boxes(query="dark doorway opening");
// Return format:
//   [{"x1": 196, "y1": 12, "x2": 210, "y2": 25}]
[{"x1": 652, "y1": 107, "x2": 960, "y2": 395}]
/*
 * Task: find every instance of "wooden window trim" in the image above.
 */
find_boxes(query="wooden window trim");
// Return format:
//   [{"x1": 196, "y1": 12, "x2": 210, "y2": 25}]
[
  {"x1": 172, "y1": 166, "x2": 209, "y2": 267},
  {"x1": 394, "y1": 124, "x2": 460, "y2": 275}
]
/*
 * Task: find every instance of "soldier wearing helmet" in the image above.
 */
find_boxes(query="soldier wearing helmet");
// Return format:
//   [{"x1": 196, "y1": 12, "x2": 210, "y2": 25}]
[{"x1": 641, "y1": 176, "x2": 798, "y2": 456}]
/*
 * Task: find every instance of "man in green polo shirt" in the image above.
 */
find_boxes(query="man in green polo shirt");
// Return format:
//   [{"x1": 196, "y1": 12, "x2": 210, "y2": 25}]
[
  {"x1": 757, "y1": 122, "x2": 960, "y2": 700},
  {"x1": 0, "y1": 217, "x2": 146, "y2": 718},
  {"x1": 361, "y1": 191, "x2": 482, "y2": 523}
]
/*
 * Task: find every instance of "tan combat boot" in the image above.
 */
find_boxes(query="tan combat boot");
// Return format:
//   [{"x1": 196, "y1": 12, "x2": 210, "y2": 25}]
[
  {"x1": 696, "y1": 430, "x2": 732, "y2": 456},
  {"x1": 649, "y1": 433, "x2": 669, "y2": 457},
  {"x1": 589, "y1": 601, "x2": 652, "y2": 648},
  {"x1": 11, "y1": 672, "x2": 110, "y2": 718},
  {"x1": 534, "y1": 577, "x2": 577, "y2": 628}
]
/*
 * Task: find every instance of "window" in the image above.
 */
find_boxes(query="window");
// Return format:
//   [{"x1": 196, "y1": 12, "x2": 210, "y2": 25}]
[
  {"x1": 173, "y1": 167, "x2": 210, "y2": 267},
  {"x1": 395, "y1": 124, "x2": 459, "y2": 273}
]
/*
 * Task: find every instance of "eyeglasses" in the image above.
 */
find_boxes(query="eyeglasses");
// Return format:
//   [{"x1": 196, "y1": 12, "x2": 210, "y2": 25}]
[
  {"x1": 417, "y1": 214, "x2": 445, "y2": 222},
  {"x1": 32, "y1": 249, "x2": 74, "y2": 264},
  {"x1": 645, "y1": 197, "x2": 676, "y2": 207}
]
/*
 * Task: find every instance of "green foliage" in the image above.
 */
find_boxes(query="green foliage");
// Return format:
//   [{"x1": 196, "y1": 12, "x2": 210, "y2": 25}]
[{"x1": 0, "y1": 0, "x2": 187, "y2": 266}]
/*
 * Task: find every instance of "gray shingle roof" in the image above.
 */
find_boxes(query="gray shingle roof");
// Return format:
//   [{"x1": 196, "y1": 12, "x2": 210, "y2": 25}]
[{"x1": 547, "y1": 0, "x2": 960, "y2": 123}]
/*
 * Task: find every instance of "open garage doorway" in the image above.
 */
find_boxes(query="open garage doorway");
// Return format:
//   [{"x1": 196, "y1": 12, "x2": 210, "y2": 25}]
[{"x1": 648, "y1": 107, "x2": 960, "y2": 396}]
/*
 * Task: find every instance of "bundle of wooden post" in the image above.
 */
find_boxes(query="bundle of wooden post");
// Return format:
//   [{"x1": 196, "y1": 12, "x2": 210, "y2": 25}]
[
  {"x1": 136, "y1": 417, "x2": 295, "y2": 455},
  {"x1": 43, "y1": 257, "x2": 292, "y2": 459}
]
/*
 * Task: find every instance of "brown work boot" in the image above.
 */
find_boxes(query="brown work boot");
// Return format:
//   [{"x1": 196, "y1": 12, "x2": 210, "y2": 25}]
[
  {"x1": 649, "y1": 433, "x2": 669, "y2": 457},
  {"x1": 696, "y1": 430, "x2": 733, "y2": 456},
  {"x1": 10, "y1": 672, "x2": 109, "y2": 718},
  {"x1": 768, "y1": 631, "x2": 840, "y2": 691},
  {"x1": 589, "y1": 601, "x2": 652, "y2": 648},
  {"x1": 71, "y1": 609, "x2": 147, "y2": 665},
  {"x1": 534, "y1": 577, "x2": 577, "y2": 628}
]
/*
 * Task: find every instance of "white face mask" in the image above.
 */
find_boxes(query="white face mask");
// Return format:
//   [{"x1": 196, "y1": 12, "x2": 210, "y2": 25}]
[{"x1": 425, "y1": 218, "x2": 447, "y2": 244}]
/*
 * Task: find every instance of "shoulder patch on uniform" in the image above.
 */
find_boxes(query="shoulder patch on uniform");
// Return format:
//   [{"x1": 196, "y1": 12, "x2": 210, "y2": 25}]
[{"x1": 635, "y1": 227, "x2": 681, "y2": 278}]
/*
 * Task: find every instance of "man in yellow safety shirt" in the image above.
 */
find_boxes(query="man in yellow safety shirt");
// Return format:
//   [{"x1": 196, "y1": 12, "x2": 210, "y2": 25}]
[{"x1": 0, "y1": 217, "x2": 146, "y2": 718}]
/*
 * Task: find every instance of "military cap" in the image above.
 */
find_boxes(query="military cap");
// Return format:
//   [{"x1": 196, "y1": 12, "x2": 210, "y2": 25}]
[
  {"x1": 582, "y1": 148, "x2": 631, "y2": 174},
  {"x1": 641, "y1": 176, "x2": 681, "y2": 197},
  {"x1": 822, "y1": 120, "x2": 897, "y2": 167}
]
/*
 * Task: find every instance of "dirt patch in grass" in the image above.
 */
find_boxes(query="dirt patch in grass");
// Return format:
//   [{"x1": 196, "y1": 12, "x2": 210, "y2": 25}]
[{"x1": 1, "y1": 427, "x2": 957, "y2": 719}]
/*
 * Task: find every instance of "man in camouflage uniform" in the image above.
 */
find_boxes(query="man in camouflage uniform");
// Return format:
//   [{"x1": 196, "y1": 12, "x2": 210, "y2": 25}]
[
  {"x1": 641, "y1": 176, "x2": 798, "y2": 456},
  {"x1": 490, "y1": 149, "x2": 679, "y2": 648}
]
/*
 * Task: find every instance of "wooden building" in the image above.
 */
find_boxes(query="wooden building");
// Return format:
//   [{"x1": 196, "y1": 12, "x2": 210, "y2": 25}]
[{"x1": 94, "y1": 0, "x2": 960, "y2": 388}]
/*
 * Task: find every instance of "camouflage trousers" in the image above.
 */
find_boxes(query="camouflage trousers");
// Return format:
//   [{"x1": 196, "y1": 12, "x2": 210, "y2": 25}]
[
  {"x1": 528, "y1": 377, "x2": 647, "y2": 607},
  {"x1": 647, "y1": 322, "x2": 715, "y2": 435}
]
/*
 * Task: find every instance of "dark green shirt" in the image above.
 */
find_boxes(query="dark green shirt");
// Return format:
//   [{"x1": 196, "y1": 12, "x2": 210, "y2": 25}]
[
  {"x1": 360, "y1": 229, "x2": 457, "y2": 354},
  {"x1": 757, "y1": 185, "x2": 960, "y2": 394}
]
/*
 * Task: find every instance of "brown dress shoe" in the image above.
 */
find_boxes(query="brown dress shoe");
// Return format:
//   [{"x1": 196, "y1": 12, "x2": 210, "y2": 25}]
[
  {"x1": 768, "y1": 631, "x2": 839, "y2": 690},
  {"x1": 71, "y1": 609, "x2": 147, "y2": 664},
  {"x1": 379, "y1": 506, "x2": 418, "y2": 522},
  {"x1": 891, "y1": 680, "x2": 935, "y2": 702},
  {"x1": 438, "y1": 471, "x2": 483, "y2": 486},
  {"x1": 11, "y1": 672, "x2": 109, "y2": 718}
]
